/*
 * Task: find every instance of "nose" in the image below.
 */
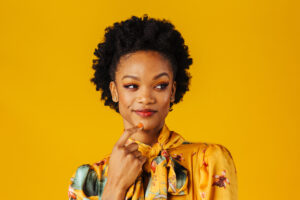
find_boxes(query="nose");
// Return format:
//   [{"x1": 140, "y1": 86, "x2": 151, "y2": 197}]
[{"x1": 137, "y1": 87, "x2": 156, "y2": 104}]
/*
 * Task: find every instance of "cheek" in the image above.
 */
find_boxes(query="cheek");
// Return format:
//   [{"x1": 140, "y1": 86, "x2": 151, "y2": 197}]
[
  {"x1": 160, "y1": 95, "x2": 170, "y2": 105},
  {"x1": 118, "y1": 91, "x2": 135, "y2": 110},
  {"x1": 157, "y1": 93, "x2": 171, "y2": 110},
  {"x1": 161, "y1": 89, "x2": 172, "y2": 102}
]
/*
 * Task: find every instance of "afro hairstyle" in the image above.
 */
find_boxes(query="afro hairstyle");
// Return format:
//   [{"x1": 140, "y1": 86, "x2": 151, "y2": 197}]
[{"x1": 90, "y1": 14, "x2": 193, "y2": 113}]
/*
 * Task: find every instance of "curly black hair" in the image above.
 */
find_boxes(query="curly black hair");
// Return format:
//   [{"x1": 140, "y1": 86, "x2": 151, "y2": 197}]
[{"x1": 90, "y1": 14, "x2": 193, "y2": 113}]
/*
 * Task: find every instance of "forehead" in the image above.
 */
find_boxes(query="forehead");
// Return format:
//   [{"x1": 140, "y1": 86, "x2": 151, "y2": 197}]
[{"x1": 115, "y1": 50, "x2": 173, "y2": 79}]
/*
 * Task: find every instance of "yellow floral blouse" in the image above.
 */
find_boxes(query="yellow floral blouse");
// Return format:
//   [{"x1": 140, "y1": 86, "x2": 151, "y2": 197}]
[{"x1": 68, "y1": 124, "x2": 238, "y2": 200}]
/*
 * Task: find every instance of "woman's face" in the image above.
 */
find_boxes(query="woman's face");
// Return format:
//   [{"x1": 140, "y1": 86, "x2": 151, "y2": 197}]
[{"x1": 109, "y1": 50, "x2": 176, "y2": 131}]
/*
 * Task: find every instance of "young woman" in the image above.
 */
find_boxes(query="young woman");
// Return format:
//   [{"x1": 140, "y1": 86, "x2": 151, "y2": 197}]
[{"x1": 68, "y1": 14, "x2": 238, "y2": 200}]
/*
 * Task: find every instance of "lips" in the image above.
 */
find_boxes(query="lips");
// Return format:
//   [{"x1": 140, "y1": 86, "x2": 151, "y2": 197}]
[{"x1": 134, "y1": 109, "x2": 157, "y2": 117}]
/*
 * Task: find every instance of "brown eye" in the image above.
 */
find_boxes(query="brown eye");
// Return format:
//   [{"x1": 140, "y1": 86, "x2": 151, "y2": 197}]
[
  {"x1": 123, "y1": 84, "x2": 138, "y2": 89},
  {"x1": 155, "y1": 83, "x2": 169, "y2": 90}
]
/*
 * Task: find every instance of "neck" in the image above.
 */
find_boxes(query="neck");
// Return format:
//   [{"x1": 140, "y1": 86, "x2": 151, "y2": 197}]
[{"x1": 123, "y1": 120, "x2": 165, "y2": 146}]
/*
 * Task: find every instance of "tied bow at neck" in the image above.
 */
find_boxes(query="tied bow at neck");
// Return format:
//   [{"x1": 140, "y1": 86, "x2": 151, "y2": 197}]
[{"x1": 125, "y1": 124, "x2": 188, "y2": 200}]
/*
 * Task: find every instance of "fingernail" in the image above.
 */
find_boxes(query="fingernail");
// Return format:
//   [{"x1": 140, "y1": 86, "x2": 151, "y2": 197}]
[{"x1": 137, "y1": 122, "x2": 143, "y2": 128}]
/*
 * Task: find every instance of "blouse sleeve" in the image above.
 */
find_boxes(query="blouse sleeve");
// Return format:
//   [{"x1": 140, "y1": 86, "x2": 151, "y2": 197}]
[
  {"x1": 68, "y1": 164, "x2": 101, "y2": 200},
  {"x1": 196, "y1": 143, "x2": 238, "y2": 200}
]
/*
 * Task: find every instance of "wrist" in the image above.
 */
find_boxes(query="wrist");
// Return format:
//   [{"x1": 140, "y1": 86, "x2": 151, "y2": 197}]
[{"x1": 102, "y1": 180, "x2": 127, "y2": 200}]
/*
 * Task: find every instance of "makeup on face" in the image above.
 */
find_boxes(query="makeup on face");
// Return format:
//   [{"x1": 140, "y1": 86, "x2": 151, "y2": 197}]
[
  {"x1": 121, "y1": 72, "x2": 170, "y2": 91},
  {"x1": 113, "y1": 50, "x2": 175, "y2": 131},
  {"x1": 120, "y1": 73, "x2": 171, "y2": 119}
]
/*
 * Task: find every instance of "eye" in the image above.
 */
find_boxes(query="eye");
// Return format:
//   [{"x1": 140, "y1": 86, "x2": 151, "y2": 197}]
[
  {"x1": 123, "y1": 84, "x2": 138, "y2": 90},
  {"x1": 123, "y1": 83, "x2": 169, "y2": 90},
  {"x1": 155, "y1": 83, "x2": 169, "y2": 90}
]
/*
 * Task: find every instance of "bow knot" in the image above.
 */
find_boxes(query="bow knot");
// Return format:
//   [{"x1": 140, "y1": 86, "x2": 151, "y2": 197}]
[{"x1": 125, "y1": 124, "x2": 188, "y2": 200}]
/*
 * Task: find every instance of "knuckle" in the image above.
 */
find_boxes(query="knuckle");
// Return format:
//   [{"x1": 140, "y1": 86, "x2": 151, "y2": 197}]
[
  {"x1": 123, "y1": 130, "x2": 129, "y2": 136},
  {"x1": 115, "y1": 145, "x2": 122, "y2": 150},
  {"x1": 120, "y1": 147, "x2": 127, "y2": 155},
  {"x1": 124, "y1": 129, "x2": 132, "y2": 135},
  {"x1": 133, "y1": 159, "x2": 140, "y2": 165},
  {"x1": 136, "y1": 152, "x2": 142, "y2": 158},
  {"x1": 127, "y1": 153, "x2": 135, "y2": 161}
]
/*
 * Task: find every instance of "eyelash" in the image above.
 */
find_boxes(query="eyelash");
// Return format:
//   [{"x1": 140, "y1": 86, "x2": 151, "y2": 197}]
[{"x1": 123, "y1": 83, "x2": 169, "y2": 90}]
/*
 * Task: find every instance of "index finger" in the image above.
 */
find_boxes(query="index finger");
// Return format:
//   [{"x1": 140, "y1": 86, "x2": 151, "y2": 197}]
[{"x1": 115, "y1": 122, "x2": 144, "y2": 147}]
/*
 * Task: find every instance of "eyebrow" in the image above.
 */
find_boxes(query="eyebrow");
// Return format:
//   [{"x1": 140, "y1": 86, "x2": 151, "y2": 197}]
[{"x1": 121, "y1": 72, "x2": 170, "y2": 81}]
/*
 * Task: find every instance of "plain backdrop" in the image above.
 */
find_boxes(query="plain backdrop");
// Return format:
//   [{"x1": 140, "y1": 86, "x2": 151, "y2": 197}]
[{"x1": 0, "y1": 0, "x2": 299, "y2": 199}]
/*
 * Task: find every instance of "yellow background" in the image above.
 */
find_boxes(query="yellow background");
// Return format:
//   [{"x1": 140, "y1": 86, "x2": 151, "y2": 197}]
[{"x1": 0, "y1": 0, "x2": 299, "y2": 199}]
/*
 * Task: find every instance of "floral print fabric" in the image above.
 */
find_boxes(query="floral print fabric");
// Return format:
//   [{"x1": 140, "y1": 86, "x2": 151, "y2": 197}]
[{"x1": 68, "y1": 124, "x2": 238, "y2": 199}]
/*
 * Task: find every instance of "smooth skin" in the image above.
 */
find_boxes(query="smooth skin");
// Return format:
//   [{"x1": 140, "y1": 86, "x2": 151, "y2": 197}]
[
  {"x1": 102, "y1": 50, "x2": 176, "y2": 200},
  {"x1": 102, "y1": 124, "x2": 146, "y2": 199}
]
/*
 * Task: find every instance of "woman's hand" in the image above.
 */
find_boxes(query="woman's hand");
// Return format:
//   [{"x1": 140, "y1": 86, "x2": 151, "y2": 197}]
[{"x1": 102, "y1": 123, "x2": 147, "y2": 200}]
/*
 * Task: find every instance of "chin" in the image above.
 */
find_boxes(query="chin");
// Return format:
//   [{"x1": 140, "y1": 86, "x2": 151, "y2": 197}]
[{"x1": 138, "y1": 120, "x2": 162, "y2": 131}]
